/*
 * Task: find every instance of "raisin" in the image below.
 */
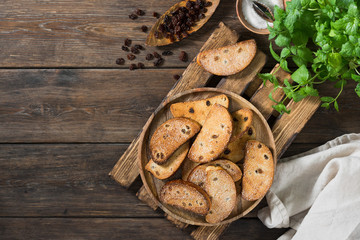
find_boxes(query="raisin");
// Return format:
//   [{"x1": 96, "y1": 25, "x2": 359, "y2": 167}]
[
  {"x1": 154, "y1": 58, "x2": 164, "y2": 67},
  {"x1": 244, "y1": 117, "x2": 248, "y2": 121},
  {"x1": 146, "y1": 54, "x2": 154, "y2": 61},
  {"x1": 131, "y1": 47, "x2": 140, "y2": 54},
  {"x1": 127, "y1": 54, "x2": 136, "y2": 60},
  {"x1": 233, "y1": 117, "x2": 238, "y2": 122},
  {"x1": 179, "y1": 51, "x2": 188, "y2": 62},
  {"x1": 173, "y1": 74, "x2": 180, "y2": 80},
  {"x1": 258, "y1": 144, "x2": 262, "y2": 148},
  {"x1": 124, "y1": 38, "x2": 132, "y2": 47},
  {"x1": 129, "y1": 14, "x2": 138, "y2": 20},
  {"x1": 264, "y1": 154, "x2": 269, "y2": 160},
  {"x1": 115, "y1": 58, "x2": 125, "y2": 65},
  {"x1": 189, "y1": 108, "x2": 194, "y2": 113},
  {"x1": 162, "y1": 50, "x2": 173, "y2": 56},
  {"x1": 122, "y1": 46, "x2": 129, "y2": 52},
  {"x1": 141, "y1": 25, "x2": 148, "y2": 32},
  {"x1": 224, "y1": 149, "x2": 231, "y2": 155},
  {"x1": 135, "y1": 9, "x2": 145, "y2": 16},
  {"x1": 199, "y1": 13, "x2": 205, "y2": 19},
  {"x1": 134, "y1": 44, "x2": 144, "y2": 50},
  {"x1": 206, "y1": 100, "x2": 211, "y2": 106},
  {"x1": 137, "y1": 62, "x2": 145, "y2": 69},
  {"x1": 153, "y1": 52, "x2": 161, "y2": 58},
  {"x1": 248, "y1": 128, "x2": 253, "y2": 136},
  {"x1": 129, "y1": 64, "x2": 137, "y2": 70},
  {"x1": 204, "y1": 1, "x2": 212, "y2": 7},
  {"x1": 153, "y1": 12, "x2": 160, "y2": 18}
]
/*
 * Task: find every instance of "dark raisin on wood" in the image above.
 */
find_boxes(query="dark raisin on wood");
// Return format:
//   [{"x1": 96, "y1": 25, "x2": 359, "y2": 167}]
[
  {"x1": 154, "y1": 58, "x2": 164, "y2": 67},
  {"x1": 224, "y1": 149, "x2": 231, "y2": 155},
  {"x1": 130, "y1": 47, "x2": 140, "y2": 54},
  {"x1": 162, "y1": 50, "x2": 173, "y2": 56},
  {"x1": 141, "y1": 25, "x2": 148, "y2": 32},
  {"x1": 135, "y1": 9, "x2": 145, "y2": 16},
  {"x1": 206, "y1": 100, "x2": 211, "y2": 106},
  {"x1": 129, "y1": 64, "x2": 137, "y2": 70},
  {"x1": 129, "y1": 14, "x2": 138, "y2": 20},
  {"x1": 179, "y1": 51, "x2": 188, "y2": 62},
  {"x1": 153, "y1": 12, "x2": 160, "y2": 18},
  {"x1": 146, "y1": 54, "x2": 154, "y2": 61},
  {"x1": 124, "y1": 38, "x2": 132, "y2": 47},
  {"x1": 122, "y1": 46, "x2": 129, "y2": 52},
  {"x1": 189, "y1": 107, "x2": 194, "y2": 113},
  {"x1": 127, "y1": 54, "x2": 136, "y2": 60},
  {"x1": 248, "y1": 128, "x2": 253, "y2": 136},
  {"x1": 134, "y1": 44, "x2": 144, "y2": 50},
  {"x1": 173, "y1": 74, "x2": 180, "y2": 80},
  {"x1": 153, "y1": 52, "x2": 161, "y2": 58},
  {"x1": 137, "y1": 63, "x2": 145, "y2": 69},
  {"x1": 115, "y1": 58, "x2": 125, "y2": 65}
]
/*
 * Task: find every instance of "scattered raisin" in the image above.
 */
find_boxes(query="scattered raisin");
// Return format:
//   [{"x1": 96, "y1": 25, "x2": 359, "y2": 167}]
[
  {"x1": 135, "y1": 9, "x2": 145, "y2": 16},
  {"x1": 189, "y1": 107, "x2": 194, "y2": 113},
  {"x1": 146, "y1": 53, "x2": 154, "y2": 61},
  {"x1": 137, "y1": 62, "x2": 145, "y2": 69},
  {"x1": 127, "y1": 54, "x2": 136, "y2": 60},
  {"x1": 124, "y1": 38, "x2": 132, "y2": 47},
  {"x1": 129, "y1": 13, "x2": 138, "y2": 20},
  {"x1": 162, "y1": 50, "x2": 173, "y2": 56},
  {"x1": 115, "y1": 58, "x2": 125, "y2": 65},
  {"x1": 154, "y1": 58, "x2": 164, "y2": 67},
  {"x1": 122, "y1": 46, "x2": 129, "y2": 52},
  {"x1": 131, "y1": 47, "x2": 140, "y2": 54},
  {"x1": 129, "y1": 63, "x2": 137, "y2": 70},
  {"x1": 134, "y1": 44, "x2": 144, "y2": 50},
  {"x1": 153, "y1": 12, "x2": 160, "y2": 18},
  {"x1": 206, "y1": 100, "x2": 211, "y2": 106},
  {"x1": 179, "y1": 51, "x2": 188, "y2": 62},
  {"x1": 153, "y1": 52, "x2": 161, "y2": 58},
  {"x1": 141, "y1": 25, "x2": 148, "y2": 32},
  {"x1": 173, "y1": 74, "x2": 180, "y2": 80}
]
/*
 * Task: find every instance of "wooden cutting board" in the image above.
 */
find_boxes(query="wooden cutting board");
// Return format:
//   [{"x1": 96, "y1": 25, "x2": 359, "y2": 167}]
[{"x1": 109, "y1": 22, "x2": 321, "y2": 240}]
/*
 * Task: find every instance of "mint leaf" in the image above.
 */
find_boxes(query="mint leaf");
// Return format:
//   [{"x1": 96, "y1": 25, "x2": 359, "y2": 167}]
[
  {"x1": 280, "y1": 59, "x2": 291, "y2": 72},
  {"x1": 305, "y1": 85, "x2": 319, "y2": 96},
  {"x1": 280, "y1": 48, "x2": 291, "y2": 58},
  {"x1": 334, "y1": 100, "x2": 339, "y2": 112},
  {"x1": 269, "y1": 42, "x2": 280, "y2": 61},
  {"x1": 320, "y1": 96, "x2": 335, "y2": 102},
  {"x1": 291, "y1": 65, "x2": 310, "y2": 85},
  {"x1": 275, "y1": 34, "x2": 291, "y2": 47},
  {"x1": 355, "y1": 83, "x2": 360, "y2": 97},
  {"x1": 273, "y1": 103, "x2": 291, "y2": 114},
  {"x1": 351, "y1": 74, "x2": 360, "y2": 83},
  {"x1": 321, "y1": 103, "x2": 330, "y2": 109}
]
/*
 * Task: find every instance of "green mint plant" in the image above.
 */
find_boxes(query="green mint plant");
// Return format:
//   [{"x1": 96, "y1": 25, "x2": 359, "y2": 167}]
[{"x1": 259, "y1": 0, "x2": 360, "y2": 114}]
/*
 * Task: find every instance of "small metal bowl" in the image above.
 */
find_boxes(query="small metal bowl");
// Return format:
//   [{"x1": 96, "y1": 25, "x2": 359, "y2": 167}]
[{"x1": 236, "y1": 0, "x2": 289, "y2": 35}]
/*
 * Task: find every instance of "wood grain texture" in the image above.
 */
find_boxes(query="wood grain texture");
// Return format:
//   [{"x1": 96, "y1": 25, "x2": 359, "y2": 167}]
[
  {"x1": 137, "y1": 185, "x2": 158, "y2": 211},
  {"x1": 250, "y1": 65, "x2": 291, "y2": 119},
  {"x1": 110, "y1": 22, "x2": 239, "y2": 188},
  {"x1": 0, "y1": 69, "x2": 177, "y2": 143},
  {"x1": 0, "y1": 218, "x2": 287, "y2": 240},
  {"x1": 0, "y1": 143, "x2": 163, "y2": 217},
  {"x1": 0, "y1": 0, "x2": 282, "y2": 68},
  {"x1": 273, "y1": 96, "x2": 322, "y2": 158}
]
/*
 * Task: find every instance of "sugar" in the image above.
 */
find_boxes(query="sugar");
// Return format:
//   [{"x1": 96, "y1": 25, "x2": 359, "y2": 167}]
[{"x1": 242, "y1": 0, "x2": 284, "y2": 30}]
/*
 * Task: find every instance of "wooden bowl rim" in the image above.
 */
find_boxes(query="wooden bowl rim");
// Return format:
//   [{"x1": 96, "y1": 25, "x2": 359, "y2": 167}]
[
  {"x1": 137, "y1": 87, "x2": 277, "y2": 226},
  {"x1": 236, "y1": 0, "x2": 270, "y2": 35}
]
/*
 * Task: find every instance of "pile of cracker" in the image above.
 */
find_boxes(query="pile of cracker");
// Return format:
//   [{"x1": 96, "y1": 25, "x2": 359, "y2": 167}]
[{"x1": 146, "y1": 94, "x2": 274, "y2": 224}]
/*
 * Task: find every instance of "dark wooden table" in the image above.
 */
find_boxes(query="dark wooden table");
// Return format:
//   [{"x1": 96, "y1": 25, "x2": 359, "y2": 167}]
[{"x1": 1, "y1": 0, "x2": 359, "y2": 239}]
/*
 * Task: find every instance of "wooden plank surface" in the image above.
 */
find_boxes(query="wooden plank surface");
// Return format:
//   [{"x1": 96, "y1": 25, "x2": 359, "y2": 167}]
[
  {"x1": 0, "y1": 218, "x2": 287, "y2": 240},
  {"x1": 0, "y1": 0, "x2": 282, "y2": 68}
]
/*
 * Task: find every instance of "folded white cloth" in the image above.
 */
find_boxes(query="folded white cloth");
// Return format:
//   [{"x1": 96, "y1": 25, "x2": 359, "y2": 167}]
[{"x1": 258, "y1": 134, "x2": 360, "y2": 240}]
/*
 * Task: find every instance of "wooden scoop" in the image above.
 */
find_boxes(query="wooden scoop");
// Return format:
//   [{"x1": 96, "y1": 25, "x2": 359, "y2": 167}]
[{"x1": 146, "y1": 0, "x2": 220, "y2": 46}]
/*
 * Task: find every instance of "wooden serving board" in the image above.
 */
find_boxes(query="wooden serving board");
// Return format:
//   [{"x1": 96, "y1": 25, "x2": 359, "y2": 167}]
[{"x1": 109, "y1": 22, "x2": 321, "y2": 239}]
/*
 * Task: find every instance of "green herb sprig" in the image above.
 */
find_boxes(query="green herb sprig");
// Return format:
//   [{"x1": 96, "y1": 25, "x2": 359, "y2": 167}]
[{"x1": 259, "y1": 0, "x2": 360, "y2": 114}]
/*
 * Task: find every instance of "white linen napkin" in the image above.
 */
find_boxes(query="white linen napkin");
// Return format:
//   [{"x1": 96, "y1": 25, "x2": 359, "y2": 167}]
[{"x1": 258, "y1": 134, "x2": 360, "y2": 240}]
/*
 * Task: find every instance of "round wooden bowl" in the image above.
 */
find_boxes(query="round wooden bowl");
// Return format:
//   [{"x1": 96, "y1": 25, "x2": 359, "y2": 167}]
[
  {"x1": 236, "y1": 0, "x2": 270, "y2": 35},
  {"x1": 138, "y1": 88, "x2": 277, "y2": 226}
]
